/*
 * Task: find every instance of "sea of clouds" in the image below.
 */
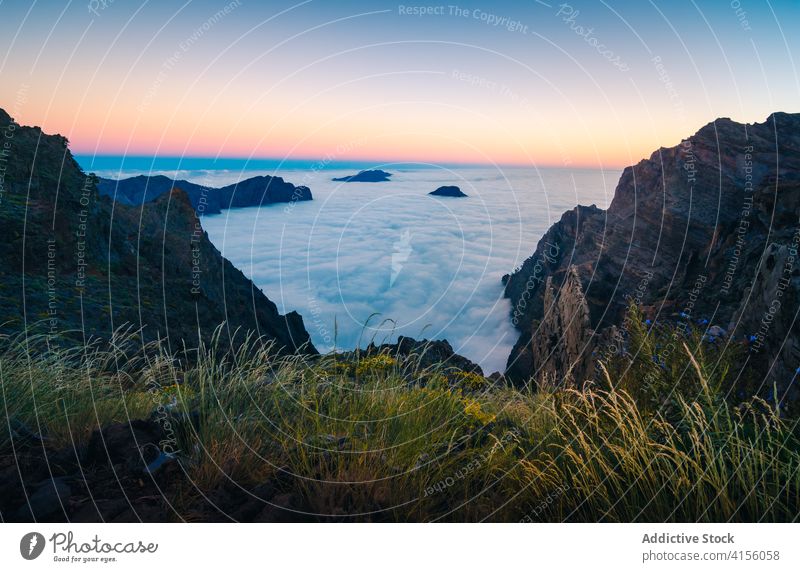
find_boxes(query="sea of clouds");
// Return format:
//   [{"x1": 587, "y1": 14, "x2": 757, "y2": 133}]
[{"x1": 101, "y1": 165, "x2": 617, "y2": 373}]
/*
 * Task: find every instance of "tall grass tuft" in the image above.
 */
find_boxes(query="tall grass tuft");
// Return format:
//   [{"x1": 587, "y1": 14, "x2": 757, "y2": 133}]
[{"x1": 1, "y1": 321, "x2": 798, "y2": 522}]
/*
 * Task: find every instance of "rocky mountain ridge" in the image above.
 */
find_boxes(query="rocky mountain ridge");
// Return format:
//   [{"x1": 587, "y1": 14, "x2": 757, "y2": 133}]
[
  {"x1": 0, "y1": 108, "x2": 315, "y2": 355},
  {"x1": 97, "y1": 173, "x2": 312, "y2": 214},
  {"x1": 503, "y1": 112, "x2": 800, "y2": 407}
]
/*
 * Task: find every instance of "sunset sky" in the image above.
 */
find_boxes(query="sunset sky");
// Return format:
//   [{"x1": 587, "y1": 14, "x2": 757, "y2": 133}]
[{"x1": 1, "y1": 0, "x2": 798, "y2": 168}]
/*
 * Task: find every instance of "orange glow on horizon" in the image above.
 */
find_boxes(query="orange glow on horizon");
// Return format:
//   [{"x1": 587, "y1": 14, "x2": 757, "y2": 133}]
[
  {"x1": 25, "y1": 105, "x2": 668, "y2": 169},
  {"x1": 7, "y1": 76, "x2": 765, "y2": 172}
]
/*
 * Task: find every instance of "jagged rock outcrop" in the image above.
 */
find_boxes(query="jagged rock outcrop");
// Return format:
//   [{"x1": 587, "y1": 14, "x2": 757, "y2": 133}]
[
  {"x1": 0, "y1": 109, "x2": 316, "y2": 355},
  {"x1": 503, "y1": 112, "x2": 800, "y2": 407},
  {"x1": 97, "y1": 174, "x2": 312, "y2": 213},
  {"x1": 375, "y1": 336, "x2": 483, "y2": 376},
  {"x1": 336, "y1": 336, "x2": 483, "y2": 376},
  {"x1": 508, "y1": 267, "x2": 594, "y2": 386}
]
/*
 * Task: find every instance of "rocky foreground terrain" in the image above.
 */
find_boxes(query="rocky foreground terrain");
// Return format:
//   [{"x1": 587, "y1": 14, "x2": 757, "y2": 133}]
[
  {"x1": 0, "y1": 109, "x2": 315, "y2": 355},
  {"x1": 503, "y1": 112, "x2": 800, "y2": 410}
]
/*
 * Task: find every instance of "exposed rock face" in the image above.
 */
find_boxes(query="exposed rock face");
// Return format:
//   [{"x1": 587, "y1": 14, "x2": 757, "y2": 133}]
[
  {"x1": 336, "y1": 336, "x2": 483, "y2": 376},
  {"x1": 97, "y1": 174, "x2": 312, "y2": 214},
  {"x1": 0, "y1": 109, "x2": 316, "y2": 355},
  {"x1": 332, "y1": 169, "x2": 392, "y2": 182},
  {"x1": 375, "y1": 336, "x2": 483, "y2": 375},
  {"x1": 503, "y1": 113, "x2": 800, "y2": 407},
  {"x1": 430, "y1": 185, "x2": 467, "y2": 197},
  {"x1": 508, "y1": 267, "x2": 594, "y2": 387}
]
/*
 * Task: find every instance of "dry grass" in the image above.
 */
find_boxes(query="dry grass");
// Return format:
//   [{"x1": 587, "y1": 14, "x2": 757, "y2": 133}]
[{"x1": 1, "y1": 324, "x2": 798, "y2": 522}]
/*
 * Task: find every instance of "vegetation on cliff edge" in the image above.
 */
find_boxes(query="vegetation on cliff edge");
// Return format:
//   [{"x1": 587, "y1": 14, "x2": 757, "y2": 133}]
[{"x1": 1, "y1": 312, "x2": 798, "y2": 522}]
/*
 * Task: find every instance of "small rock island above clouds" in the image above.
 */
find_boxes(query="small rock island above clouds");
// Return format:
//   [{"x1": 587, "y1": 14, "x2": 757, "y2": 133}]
[
  {"x1": 332, "y1": 169, "x2": 392, "y2": 182},
  {"x1": 429, "y1": 185, "x2": 468, "y2": 197}
]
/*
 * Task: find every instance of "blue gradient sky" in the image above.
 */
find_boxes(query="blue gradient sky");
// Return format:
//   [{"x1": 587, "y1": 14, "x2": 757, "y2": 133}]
[{"x1": 0, "y1": 0, "x2": 797, "y2": 167}]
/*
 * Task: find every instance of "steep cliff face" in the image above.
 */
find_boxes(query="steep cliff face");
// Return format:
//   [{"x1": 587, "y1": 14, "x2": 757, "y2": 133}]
[
  {"x1": 0, "y1": 109, "x2": 315, "y2": 355},
  {"x1": 503, "y1": 113, "x2": 800, "y2": 404}
]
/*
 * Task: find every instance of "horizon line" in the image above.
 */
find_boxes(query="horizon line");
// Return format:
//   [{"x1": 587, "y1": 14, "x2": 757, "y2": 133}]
[{"x1": 74, "y1": 153, "x2": 626, "y2": 172}]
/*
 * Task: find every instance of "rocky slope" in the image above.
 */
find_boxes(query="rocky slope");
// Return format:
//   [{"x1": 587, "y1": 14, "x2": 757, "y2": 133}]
[
  {"x1": 503, "y1": 113, "x2": 800, "y2": 406},
  {"x1": 0, "y1": 109, "x2": 315, "y2": 355},
  {"x1": 1, "y1": 416, "x2": 315, "y2": 522},
  {"x1": 97, "y1": 173, "x2": 312, "y2": 214}
]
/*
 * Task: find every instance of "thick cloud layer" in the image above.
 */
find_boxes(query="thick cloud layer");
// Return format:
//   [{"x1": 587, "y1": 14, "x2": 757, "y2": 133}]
[{"x1": 107, "y1": 166, "x2": 616, "y2": 372}]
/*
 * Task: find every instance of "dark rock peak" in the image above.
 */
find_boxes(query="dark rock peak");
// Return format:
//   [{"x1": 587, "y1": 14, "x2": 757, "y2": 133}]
[
  {"x1": 430, "y1": 185, "x2": 467, "y2": 197},
  {"x1": 368, "y1": 336, "x2": 483, "y2": 376},
  {"x1": 765, "y1": 110, "x2": 800, "y2": 126},
  {"x1": 218, "y1": 175, "x2": 312, "y2": 209},
  {"x1": 502, "y1": 112, "x2": 800, "y2": 410},
  {"x1": 332, "y1": 169, "x2": 392, "y2": 182}
]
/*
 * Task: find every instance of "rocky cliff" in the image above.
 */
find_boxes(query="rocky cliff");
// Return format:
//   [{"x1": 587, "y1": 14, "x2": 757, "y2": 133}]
[
  {"x1": 97, "y1": 173, "x2": 312, "y2": 214},
  {"x1": 0, "y1": 109, "x2": 315, "y2": 355},
  {"x1": 503, "y1": 112, "x2": 800, "y2": 406}
]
